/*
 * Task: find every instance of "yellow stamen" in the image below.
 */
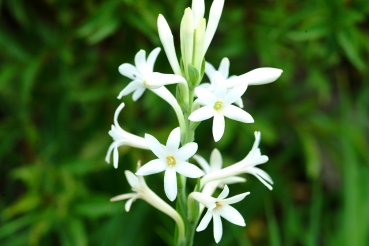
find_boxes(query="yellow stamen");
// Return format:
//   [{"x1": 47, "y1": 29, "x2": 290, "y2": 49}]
[
  {"x1": 166, "y1": 156, "x2": 176, "y2": 167},
  {"x1": 215, "y1": 201, "x2": 222, "y2": 207},
  {"x1": 214, "y1": 101, "x2": 223, "y2": 113}
]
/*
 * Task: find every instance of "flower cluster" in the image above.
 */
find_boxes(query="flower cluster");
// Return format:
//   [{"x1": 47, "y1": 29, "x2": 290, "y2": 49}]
[{"x1": 106, "y1": 0, "x2": 282, "y2": 244}]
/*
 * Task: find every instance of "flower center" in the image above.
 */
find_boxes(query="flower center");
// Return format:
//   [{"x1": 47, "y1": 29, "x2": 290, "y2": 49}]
[
  {"x1": 166, "y1": 155, "x2": 176, "y2": 167},
  {"x1": 215, "y1": 201, "x2": 222, "y2": 207},
  {"x1": 214, "y1": 101, "x2": 223, "y2": 112},
  {"x1": 143, "y1": 78, "x2": 149, "y2": 87}
]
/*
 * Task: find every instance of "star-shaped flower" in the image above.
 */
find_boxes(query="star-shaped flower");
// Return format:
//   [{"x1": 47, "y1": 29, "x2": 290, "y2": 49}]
[
  {"x1": 118, "y1": 47, "x2": 186, "y2": 101},
  {"x1": 136, "y1": 127, "x2": 204, "y2": 201},
  {"x1": 190, "y1": 185, "x2": 250, "y2": 243},
  {"x1": 189, "y1": 71, "x2": 254, "y2": 142}
]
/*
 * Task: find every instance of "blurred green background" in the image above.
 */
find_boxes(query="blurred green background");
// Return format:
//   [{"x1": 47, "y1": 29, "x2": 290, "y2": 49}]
[{"x1": 1, "y1": 0, "x2": 369, "y2": 245}]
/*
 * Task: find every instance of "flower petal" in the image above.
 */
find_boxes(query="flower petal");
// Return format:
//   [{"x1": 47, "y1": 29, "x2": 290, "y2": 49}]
[
  {"x1": 203, "y1": 0, "x2": 225, "y2": 57},
  {"x1": 223, "y1": 81, "x2": 248, "y2": 105},
  {"x1": 134, "y1": 50, "x2": 147, "y2": 74},
  {"x1": 166, "y1": 127, "x2": 180, "y2": 154},
  {"x1": 157, "y1": 14, "x2": 181, "y2": 75},
  {"x1": 234, "y1": 97, "x2": 244, "y2": 108},
  {"x1": 132, "y1": 87, "x2": 146, "y2": 101},
  {"x1": 145, "y1": 133, "x2": 167, "y2": 159},
  {"x1": 125, "y1": 197, "x2": 135, "y2": 212},
  {"x1": 218, "y1": 58, "x2": 229, "y2": 79},
  {"x1": 219, "y1": 204, "x2": 245, "y2": 226},
  {"x1": 118, "y1": 63, "x2": 140, "y2": 80},
  {"x1": 136, "y1": 159, "x2": 167, "y2": 176},
  {"x1": 176, "y1": 162, "x2": 204, "y2": 178},
  {"x1": 117, "y1": 80, "x2": 143, "y2": 99},
  {"x1": 218, "y1": 176, "x2": 246, "y2": 187},
  {"x1": 213, "y1": 71, "x2": 227, "y2": 98},
  {"x1": 212, "y1": 112, "x2": 225, "y2": 142},
  {"x1": 252, "y1": 168, "x2": 274, "y2": 184},
  {"x1": 192, "y1": 0, "x2": 205, "y2": 27},
  {"x1": 205, "y1": 61, "x2": 216, "y2": 83},
  {"x1": 145, "y1": 72, "x2": 186, "y2": 89},
  {"x1": 195, "y1": 86, "x2": 217, "y2": 105},
  {"x1": 239, "y1": 68, "x2": 282, "y2": 85},
  {"x1": 125, "y1": 170, "x2": 139, "y2": 187},
  {"x1": 188, "y1": 106, "x2": 214, "y2": 122},
  {"x1": 222, "y1": 105, "x2": 254, "y2": 123},
  {"x1": 113, "y1": 146, "x2": 119, "y2": 169},
  {"x1": 212, "y1": 211, "x2": 223, "y2": 243},
  {"x1": 110, "y1": 193, "x2": 135, "y2": 202},
  {"x1": 210, "y1": 148, "x2": 222, "y2": 171},
  {"x1": 164, "y1": 167, "x2": 177, "y2": 201},
  {"x1": 217, "y1": 185, "x2": 229, "y2": 200},
  {"x1": 146, "y1": 47, "x2": 161, "y2": 72},
  {"x1": 191, "y1": 192, "x2": 216, "y2": 208},
  {"x1": 196, "y1": 209, "x2": 213, "y2": 231},
  {"x1": 250, "y1": 168, "x2": 273, "y2": 190},
  {"x1": 176, "y1": 142, "x2": 198, "y2": 161},
  {"x1": 222, "y1": 192, "x2": 250, "y2": 205},
  {"x1": 192, "y1": 154, "x2": 210, "y2": 173}
]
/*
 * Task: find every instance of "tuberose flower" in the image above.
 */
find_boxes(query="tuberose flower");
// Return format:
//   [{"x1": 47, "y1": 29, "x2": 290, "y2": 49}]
[
  {"x1": 202, "y1": 58, "x2": 283, "y2": 107},
  {"x1": 189, "y1": 71, "x2": 254, "y2": 142},
  {"x1": 105, "y1": 103, "x2": 150, "y2": 169},
  {"x1": 136, "y1": 127, "x2": 204, "y2": 201},
  {"x1": 200, "y1": 132, "x2": 274, "y2": 190},
  {"x1": 190, "y1": 185, "x2": 249, "y2": 243},
  {"x1": 118, "y1": 48, "x2": 186, "y2": 101},
  {"x1": 111, "y1": 164, "x2": 185, "y2": 240}
]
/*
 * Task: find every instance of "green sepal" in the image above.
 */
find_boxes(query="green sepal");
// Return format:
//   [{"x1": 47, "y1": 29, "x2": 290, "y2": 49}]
[{"x1": 188, "y1": 64, "x2": 199, "y2": 89}]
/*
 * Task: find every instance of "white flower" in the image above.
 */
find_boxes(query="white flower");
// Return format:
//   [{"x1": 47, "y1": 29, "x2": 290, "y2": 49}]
[
  {"x1": 110, "y1": 169, "x2": 148, "y2": 212},
  {"x1": 136, "y1": 127, "x2": 204, "y2": 201},
  {"x1": 105, "y1": 103, "x2": 150, "y2": 169},
  {"x1": 189, "y1": 71, "x2": 254, "y2": 142},
  {"x1": 193, "y1": 148, "x2": 245, "y2": 197},
  {"x1": 190, "y1": 185, "x2": 249, "y2": 243},
  {"x1": 200, "y1": 132, "x2": 274, "y2": 190},
  {"x1": 111, "y1": 165, "x2": 185, "y2": 240},
  {"x1": 202, "y1": 59, "x2": 283, "y2": 107},
  {"x1": 118, "y1": 48, "x2": 186, "y2": 101}
]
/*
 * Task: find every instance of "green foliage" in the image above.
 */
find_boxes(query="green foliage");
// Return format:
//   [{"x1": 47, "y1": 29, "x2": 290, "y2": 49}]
[{"x1": 1, "y1": 0, "x2": 368, "y2": 245}]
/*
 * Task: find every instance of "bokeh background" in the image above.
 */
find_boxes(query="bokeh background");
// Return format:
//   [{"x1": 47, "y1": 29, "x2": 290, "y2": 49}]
[{"x1": 1, "y1": 0, "x2": 369, "y2": 245}]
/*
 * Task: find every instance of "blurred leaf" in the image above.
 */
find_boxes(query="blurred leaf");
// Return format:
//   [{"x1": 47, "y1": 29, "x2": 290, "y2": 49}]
[{"x1": 337, "y1": 30, "x2": 365, "y2": 72}]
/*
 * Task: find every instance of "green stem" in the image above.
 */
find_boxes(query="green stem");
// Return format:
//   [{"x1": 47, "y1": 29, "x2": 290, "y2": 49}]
[{"x1": 174, "y1": 84, "x2": 197, "y2": 246}]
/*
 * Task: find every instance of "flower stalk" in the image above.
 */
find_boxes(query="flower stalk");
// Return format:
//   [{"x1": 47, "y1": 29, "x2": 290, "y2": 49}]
[{"x1": 107, "y1": 0, "x2": 282, "y2": 245}]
